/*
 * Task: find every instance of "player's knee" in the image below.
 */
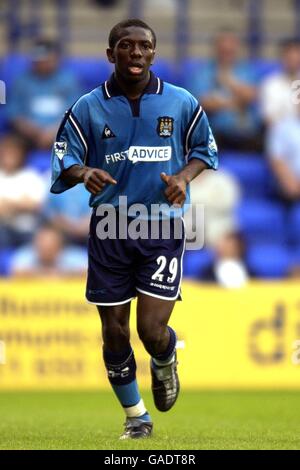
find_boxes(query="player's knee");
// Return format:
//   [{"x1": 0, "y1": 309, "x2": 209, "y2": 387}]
[
  {"x1": 137, "y1": 323, "x2": 165, "y2": 352},
  {"x1": 102, "y1": 323, "x2": 130, "y2": 352}
]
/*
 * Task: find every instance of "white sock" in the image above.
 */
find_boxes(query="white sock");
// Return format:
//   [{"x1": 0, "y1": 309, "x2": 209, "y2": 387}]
[{"x1": 124, "y1": 398, "x2": 147, "y2": 418}]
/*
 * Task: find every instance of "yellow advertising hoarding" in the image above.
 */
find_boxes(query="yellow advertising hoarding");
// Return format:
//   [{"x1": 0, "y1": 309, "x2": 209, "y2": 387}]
[{"x1": 0, "y1": 280, "x2": 300, "y2": 389}]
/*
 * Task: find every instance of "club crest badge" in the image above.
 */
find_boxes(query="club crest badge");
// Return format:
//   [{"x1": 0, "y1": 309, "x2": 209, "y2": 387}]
[
  {"x1": 54, "y1": 141, "x2": 67, "y2": 160},
  {"x1": 157, "y1": 116, "x2": 174, "y2": 138}
]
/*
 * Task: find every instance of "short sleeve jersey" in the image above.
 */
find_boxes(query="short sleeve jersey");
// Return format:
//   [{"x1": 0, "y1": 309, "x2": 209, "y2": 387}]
[{"x1": 50, "y1": 72, "x2": 218, "y2": 217}]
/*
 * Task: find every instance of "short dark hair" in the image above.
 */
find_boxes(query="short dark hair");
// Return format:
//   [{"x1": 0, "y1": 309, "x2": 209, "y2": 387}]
[{"x1": 108, "y1": 19, "x2": 156, "y2": 49}]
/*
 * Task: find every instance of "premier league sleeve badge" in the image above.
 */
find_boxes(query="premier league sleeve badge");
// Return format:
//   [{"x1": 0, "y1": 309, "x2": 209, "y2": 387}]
[{"x1": 54, "y1": 141, "x2": 68, "y2": 160}]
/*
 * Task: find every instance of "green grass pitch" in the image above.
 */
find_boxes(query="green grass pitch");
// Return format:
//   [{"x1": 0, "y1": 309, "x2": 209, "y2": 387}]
[{"x1": 0, "y1": 390, "x2": 299, "y2": 450}]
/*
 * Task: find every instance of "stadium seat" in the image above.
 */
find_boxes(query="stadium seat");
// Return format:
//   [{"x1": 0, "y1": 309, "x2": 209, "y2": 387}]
[
  {"x1": 288, "y1": 203, "x2": 300, "y2": 245},
  {"x1": 26, "y1": 150, "x2": 51, "y2": 173},
  {"x1": 178, "y1": 58, "x2": 205, "y2": 89},
  {"x1": 183, "y1": 248, "x2": 215, "y2": 278},
  {"x1": 0, "y1": 249, "x2": 13, "y2": 276},
  {"x1": 221, "y1": 152, "x2": 270, "y2": 198},
  {"x1": 63, "y1": 57, "x2": 113, "y2": 93},
  {"x1": 247, "y1": 243, "x2": 291, "y2": 278},
  {"x1": 1, "y1": 54, "x2": 30, "y2": 90},
  {"x1": 151, "y1": 59, "x2": 178, "y2": 85},
  {"x1": 236, "y1": 199, "x2": 286, "y2": 244}
]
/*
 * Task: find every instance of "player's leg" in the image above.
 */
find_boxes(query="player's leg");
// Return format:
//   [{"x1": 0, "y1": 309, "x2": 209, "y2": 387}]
[
  {"x1": 86, "y1": 210, "x2": 152, "y2": 438},
  {"x1": 98, "y1": 302, "x2": 153, "y2": 439},
  {"x1": 136, "y1": 293, "x2": 179, "y2": 412},
  {"x1": 135, "y1": 217, "x2": 184, "y2": 411}
]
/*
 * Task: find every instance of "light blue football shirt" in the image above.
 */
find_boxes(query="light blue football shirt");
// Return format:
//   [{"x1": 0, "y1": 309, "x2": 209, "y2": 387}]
[{"x1": 50, "y1": 72, "x2": 218, "y2": 218}]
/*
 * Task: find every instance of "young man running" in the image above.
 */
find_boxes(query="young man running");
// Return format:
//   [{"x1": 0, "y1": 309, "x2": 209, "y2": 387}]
[{"x1": 51, "y1": 19, "x2": 218, "y2": 439}]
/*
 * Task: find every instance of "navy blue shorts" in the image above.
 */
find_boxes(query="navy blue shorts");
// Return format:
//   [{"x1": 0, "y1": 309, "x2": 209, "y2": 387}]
[{"x1": 86, "y1": 211, "x2": 185, "y2": 305}]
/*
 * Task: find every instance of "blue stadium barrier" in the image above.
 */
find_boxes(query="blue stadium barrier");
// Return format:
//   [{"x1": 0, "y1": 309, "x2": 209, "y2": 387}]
[
  {"x1": 246, "y1": 243, "x2": 291, "y2": 278},
  {"x1": 177, "y1": 58, "x2": 204, "y2": 89},
  {"x1": 178, "y1": 58, "x2": 280, "y2": 91},
  {"x1": 1, "y1": 55, "x2": 113, "y2": 93},
  {"x1": 0, "y1": 54, "x2": 178, "y2": 93},
  {"x1": 288, "y1": 203, "x2": 300, "y2": 245},
  {"x1": 237, "y1": 199, "x2": 286, "y2": 244},
  {"x1": 221, "y1": 152, "x2": 270, "y2": 199},
  {"x1": 0, "y1": 54, "x2": 281, "y2": 93},
  {"x1": 0, "y1": 53, "x2": 30, "y2": 89},
  {"x1": 0, "y1": 249, "x2": 13, "y2": 276},
  {"x1": 183, "y1": 248, "x2": 215, "y2": 278}
]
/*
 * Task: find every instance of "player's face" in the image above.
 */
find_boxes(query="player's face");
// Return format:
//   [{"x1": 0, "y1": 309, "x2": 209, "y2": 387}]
[
  {"x1": 215, "y1": 33, "x2": 239, "y2": 65},
  {"x1": 35, "y1": 229, "x2": 63, "y2": 265},
  {"x1": 33, "y1": 53, "x2": 59, "y2": 76},
  {"x1": 107, "y1": 27, "x2": 155, "y2": 82}
]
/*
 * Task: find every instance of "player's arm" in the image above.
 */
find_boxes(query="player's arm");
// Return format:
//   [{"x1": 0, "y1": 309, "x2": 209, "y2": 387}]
[
  {"x1": 161, "y1": 159, "x2": 208, "y2": 206},
  {"x1": 50, "y1": 98, "x2": 117, "y2": 195},
  {"x1": 200, "y1": 94, "x2": 234, "y2": 113},
  {"x1": 61, "y1": 164, "x2": 116, "y2": 195},
  {"x1": 161, "y1": 98, "x2": 218, "y2": 207},
  {"x1": 50, "y1": 99, "x2": 88, "y2": 194},
  {"x1": 218, "y1": 71, "x2": 256, "y2": 106},
  {"x1": 269, "y1": 158, "x2": 300, "y2": 200},
  {"x1": 267, "y1": 121, "x2": 300, "y2": 199}
]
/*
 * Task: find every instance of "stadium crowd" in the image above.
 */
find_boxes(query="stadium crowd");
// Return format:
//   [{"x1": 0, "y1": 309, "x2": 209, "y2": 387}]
[{"x1": 1, "y1": 32, "x2": 300, "y2": 285}]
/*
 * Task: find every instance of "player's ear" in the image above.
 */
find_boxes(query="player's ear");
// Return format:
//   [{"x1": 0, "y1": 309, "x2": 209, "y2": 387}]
[
  {"x1": 106, "y1": 48, "x2": 115, "y2": 64},
  {"x1": 150, "y1": 50, "x2": 156, "y2": 66}
]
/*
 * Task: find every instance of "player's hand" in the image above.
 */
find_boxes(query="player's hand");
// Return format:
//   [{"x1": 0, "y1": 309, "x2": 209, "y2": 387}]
[
  {"x1": 83, "y1": 168, "x2": 117, "y2": 195},
  {"x1": 160, "y1": 172, "x2": 187, "y2": 207}
]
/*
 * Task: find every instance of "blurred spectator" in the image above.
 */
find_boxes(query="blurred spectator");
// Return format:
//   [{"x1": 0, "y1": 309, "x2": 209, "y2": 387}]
[
  {"x1": 189, "y1": 29, "x2": 261, "y2": 151},
  {"x1": 0, "y1": 134, "x2": 47, "y2": 248},
  {"x1": 184, "y1": 170, "x2": 248, "y2": 287},
  {"x1": 7, "y1": 38, "x2": 80, "y2": 150},
  {"x1": 202, "y1": 232, "x2": 250, "y2": 288},
  {"x1": 43, "y1": 184, "x2": 91, "y2": 246},
  {"x1": 260, "y1": 38, "x2": 300, "y2": 126},
  {"x1": 11, "y1": 223, "x2": 87, "y2": 277},
  {"x1": 267, "y1": 112, "x2": 300, "y2": 202},
  {"x1": 185, "y1": 169, "x2": 241, "y2": 247}
]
